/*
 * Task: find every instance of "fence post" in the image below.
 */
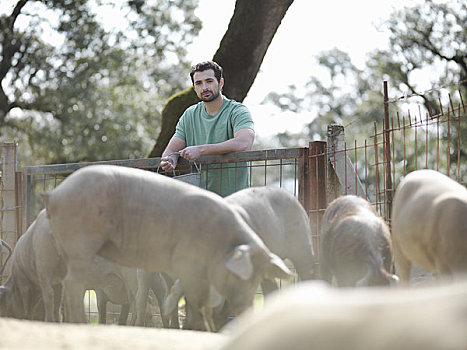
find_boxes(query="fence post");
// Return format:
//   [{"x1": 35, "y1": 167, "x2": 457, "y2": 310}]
[
  {"x1": 1, "y1": 142, "x2": 18, "y2": 279},
  {"x1": 308, "y1": 141, "x2": 327, "y2": 271},
  {"x1": 327, "y1": 124, "x2": 367, "y2": 199},
  {"x1": 298, "y1": 147, "x2": 309, "y2": 211}
]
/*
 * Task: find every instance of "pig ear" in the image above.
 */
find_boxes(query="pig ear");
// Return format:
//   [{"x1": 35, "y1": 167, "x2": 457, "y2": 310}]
[
  {"x1": 225, "y1": 245, "x2": 254, "y2": 281},
  {"x1": 264, "y1": 253, "x2": 295, "y2": 281}
]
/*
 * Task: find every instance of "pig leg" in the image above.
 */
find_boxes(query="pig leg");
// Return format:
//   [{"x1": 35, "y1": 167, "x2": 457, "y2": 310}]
[
  {"x1": 156, "y1": 273, "x2": 179, "y2": 329},
  {"x1": 184, "y1": 301, "x2": 215, "y2": 332},
  {"x1": 151, "y1": 272, "x2": 171, "y2": 328},
  {"x1": 213, "y1": 301, "x2": 232, "y2": 330},
  {"x1": 62, "y1": 259, "x2": 91, "y2": 323},
  {"x1": 38, "y1": 276, "x2": 59, "y2": 322},
  {"x1": 135, "y1": 269, "x2": 150, "y2": 326},
  {"x1": 183, "y1": 299, "x2": 204, "y2": 330},
  {"x1": 180, "y1": 275, "x2": 213, "y2": 331},
  {"x1": 200, "y1": 305, "x2": 216, "y2": 332},
  {"x1": 53, "y1": 284, "x2": 62, "y2": 321},
  {"x1": 392, "y1": 237, "x2": 411, "y2": 285},
  {"x1": 118, "y1": 303, "x2": 130, "y2": 325},
  {"x1": 96, "y1": 289, "x2": 108, "y2": 324},
  {"x1": 31, "y1": 299, "x2": 45, "y2": 320},
  {"x1": 162, "y1": 277, "x2": 184, "y2": 329}
]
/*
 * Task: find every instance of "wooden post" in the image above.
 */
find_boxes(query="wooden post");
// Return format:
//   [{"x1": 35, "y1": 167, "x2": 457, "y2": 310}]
[
  {"x1": 327, "y1": 124, "x2": 367, "y2": 199},
  {"x1": 298, "y1": 147, "x2": 309, "y2": 211}
]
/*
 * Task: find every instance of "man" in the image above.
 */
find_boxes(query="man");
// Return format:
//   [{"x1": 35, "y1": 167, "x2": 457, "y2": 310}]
[{"x1": 160, "y1": 61, "x2": 255, "y2": 197}]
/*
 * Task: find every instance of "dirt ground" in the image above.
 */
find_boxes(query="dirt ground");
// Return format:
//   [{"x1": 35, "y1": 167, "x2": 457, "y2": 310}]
[
  {"x1": 0, "y1": 267, "x2": 436, "y2": 350},
  {"x1": 0, "y1": 317, "x2": 226, "y2": 350}
]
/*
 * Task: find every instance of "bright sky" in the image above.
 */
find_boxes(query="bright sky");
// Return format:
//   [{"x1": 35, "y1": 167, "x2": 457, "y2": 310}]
[{"x1": 187, "y1": 0, "x2": 422, "y2": 139}]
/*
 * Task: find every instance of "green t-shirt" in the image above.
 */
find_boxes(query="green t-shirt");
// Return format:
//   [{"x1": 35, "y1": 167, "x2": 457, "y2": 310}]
[{"x1": 174, "y1": 97, "x2": 254, "y2": 197}]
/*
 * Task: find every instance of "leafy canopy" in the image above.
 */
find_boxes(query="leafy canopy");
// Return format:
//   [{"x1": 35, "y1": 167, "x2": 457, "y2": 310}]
[{"x1": 0, "y1": 0, "x2": 201, "y2": 164}]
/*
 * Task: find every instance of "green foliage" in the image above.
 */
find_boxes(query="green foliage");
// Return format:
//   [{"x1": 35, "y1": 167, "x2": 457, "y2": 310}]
[
  {"x1": 263, "y1": 0, "x2": 466, "y2": 149},
  {"x1": 385, "y1": 0, "x2": 466, "y2": 91},
  {"x1": 0, "y1": 0, "x2": 201, "y2": 165}
]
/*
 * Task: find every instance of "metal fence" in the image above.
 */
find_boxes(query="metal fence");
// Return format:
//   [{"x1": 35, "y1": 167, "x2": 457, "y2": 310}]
[
  {"x1": 13, "y1": 87, "x2": 467, "y2": 267},
  {"x1": 321, "y1": 87, "x2": 466, "y2": 221}
]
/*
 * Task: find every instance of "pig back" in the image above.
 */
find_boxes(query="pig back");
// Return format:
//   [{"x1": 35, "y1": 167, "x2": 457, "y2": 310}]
[
  {"x1": 392, "y1": 169, "x2": 467, "y2": 227},
  {"x1": 226, "y1": 187, "x2": 314, "y2": 272},
  {"x1": 320, "y1": 195, "x2": 393, "y2": 286},
  {"x1": 392, "y1": 169, "x2": 467, "y2": 273},
  {"x1": 44, "y1": 165, "x2": 257, "y2": 270},
  {"x1": 10, "y1": 209, "x2": 57, "y2": 283}
]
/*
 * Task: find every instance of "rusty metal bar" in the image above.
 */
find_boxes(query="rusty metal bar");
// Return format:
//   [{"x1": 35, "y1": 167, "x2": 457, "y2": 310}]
[
  {"x1": 354, "y1": 140, "x2": 358, "y2": 197},
  {"x1": 15, "y1": 172, "x2": 22, "y2": 238},
  {"x1": 403, "y1": 116, "x2": 407, "y2": 175},
  {"x1": 391, "y1": 118, "x2": 395, "y2": 198},
  {"x1": 373, "y1": 122, "x2": 381, "y2": 214},
  {"x1": 425, "y1": 112, "x2": 429, "y2": 169},
  {"x1": 383, "y1": 81, "x2": 393, "y2": 221},
  {"x1": 415, "y1": 115, "x2": 418, "y2": 170},
  {"x1": 457, "y1": 99, "x2": 462, "y2": 182},
  {"x1": 364, "y1": 139, "x2": 368, "y2": 199},
  {"x1": 436, "y1": 111, "x2": 440, "y2": 171}
]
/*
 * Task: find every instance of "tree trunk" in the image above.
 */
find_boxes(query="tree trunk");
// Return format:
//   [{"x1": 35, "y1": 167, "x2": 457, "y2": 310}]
[{"x1": 148, "y1": 0, "x2": 294, "y2": 158}]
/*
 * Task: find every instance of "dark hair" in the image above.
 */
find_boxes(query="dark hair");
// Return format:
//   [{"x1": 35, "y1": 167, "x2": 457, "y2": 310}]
[{"x1": 190, "y1": 61, "x2": 223, "y2": 84}]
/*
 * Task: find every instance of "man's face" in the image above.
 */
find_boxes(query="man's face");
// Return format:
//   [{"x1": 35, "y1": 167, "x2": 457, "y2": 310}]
[{"x1": 193, "y1": 69, "x2": 223, "y2": 102}]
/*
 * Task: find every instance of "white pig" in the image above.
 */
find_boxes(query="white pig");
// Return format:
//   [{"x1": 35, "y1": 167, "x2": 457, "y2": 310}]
[
  {"x1": 392, "y1": 169, "x2": 467, "y2": 284},
  {"x1": 320, "y1": 195, "x2": 398, "y2": 287},
  {"x1": 41, "y1": 164, "x2": 292, "y2": 331},
  {"x1": 219, "y1": 280, "x2": 467, "y2": 350}
]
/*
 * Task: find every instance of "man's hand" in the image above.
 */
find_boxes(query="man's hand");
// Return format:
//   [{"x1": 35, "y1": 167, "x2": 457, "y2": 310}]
[
  {"x1": 180, "y1": 146, "x2": 203, "y2": 161},
  {"x1": 160, "y1": 153, "x2": 179, "y2": 171}
]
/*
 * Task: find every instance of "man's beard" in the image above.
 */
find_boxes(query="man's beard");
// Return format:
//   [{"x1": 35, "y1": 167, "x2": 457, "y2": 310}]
[{"x1": 200, "y1": 89, "x2": 220, "y2": 102}]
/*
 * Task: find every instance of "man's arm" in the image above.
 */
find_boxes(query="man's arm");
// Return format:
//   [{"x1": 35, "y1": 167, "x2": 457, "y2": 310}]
[
  {"x1": 160, "y1": 136, "x2": 186, "y2": 171},
  {"x1": 179, "y1": 128, "x2": 255, "y2": 161}
]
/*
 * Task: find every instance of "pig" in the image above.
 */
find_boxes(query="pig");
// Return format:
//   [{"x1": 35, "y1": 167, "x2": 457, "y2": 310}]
[
  {"x1": 226, "y1": 186, "x2": 315, "y2": 290},
  {"x1": 0, "y1": 209, "x2": 134, "y2": 323},
  {"x1": 40, "y1": 164, "x2": 293, "y2": 331},
  {"x1": 219, "y1": 279, "x2": 467, "y2": 350},
  {"x1": 320, "y1": 195, "x2": 398, "y2": 287},
  {"x1": 164, "y1": 186, "x2": 316, "y2": 330},
  {"x1": 391, "y1": 169, "x2": 467, "y2": 284},
  {"x1": 0, "y1": 209, "x2": 65, "y2": 321}
]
